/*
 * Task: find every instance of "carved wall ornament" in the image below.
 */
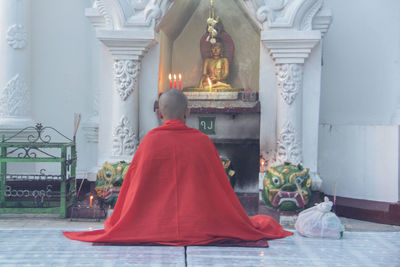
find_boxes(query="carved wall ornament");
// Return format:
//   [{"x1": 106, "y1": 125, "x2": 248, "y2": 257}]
[
  {"x1": 6, "y1": 24, "x2": 27, "y2": 49},
  {"x1": 276, "y1": 63, "x2": 303, "y2": 105},
  {"x1": 113, "y1": 116, "x2": 138, "y2": 156},
  {"x1": 255, "y1": 0, "x2": 287, "y2": 24},
  {"x1": 0, "y1": 74, "x2": 30, "y2": 117},
  {"x1": 114, "y1": 59, "x2": 139, "y2": 100},
  {"x1": 130, "y1": 0, "x2": 150, "y2": 10},
  {"x1": 277, "y1": 122, "x2": 302, "y2": 164},
  {"x1": 300, "y1": 0, "x2": 323, "y2": 30},
  {"x1": 120, "y1": 0, "x2": 172, "y2": 27},
  {"x1": 93, "y1": 0, "x2": 113, "y2": 27}
]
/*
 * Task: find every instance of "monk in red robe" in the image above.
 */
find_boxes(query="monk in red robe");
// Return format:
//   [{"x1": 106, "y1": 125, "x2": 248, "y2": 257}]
[{"x1": 64, "y1": 89, "x2": 292, "y2": 246}]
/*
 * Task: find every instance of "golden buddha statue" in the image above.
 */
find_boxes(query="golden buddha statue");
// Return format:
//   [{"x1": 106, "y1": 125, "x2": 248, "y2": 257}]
[{"x1": 198, "y1": 42, "x2": 232, "y2": 90}]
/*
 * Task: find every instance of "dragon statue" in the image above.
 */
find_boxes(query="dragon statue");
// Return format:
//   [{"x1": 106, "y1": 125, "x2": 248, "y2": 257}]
[
  {"x1": 263, "y1": 162, "x2": 312, "y2": 211},
  {"x1": 94, "y1": 156, "x2": 235, "y2": 207},
  {"x1": 94, "y1": 161, "x2": 130, "y2": 208}
]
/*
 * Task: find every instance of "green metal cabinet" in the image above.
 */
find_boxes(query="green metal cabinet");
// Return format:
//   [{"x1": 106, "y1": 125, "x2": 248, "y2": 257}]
[{"x1": 0, "y1": 124, "x2": 76, "y2": 218}]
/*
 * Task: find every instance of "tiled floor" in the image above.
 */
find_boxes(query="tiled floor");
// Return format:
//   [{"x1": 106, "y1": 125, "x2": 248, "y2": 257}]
[
  {"x1": 188, "y1": 231, "x2": 400, "y2": 266},
  {"x1": 0, "y1": 228, "x2": 185, "y2": 267},
  {"x1": 0, "y1": 215, "x2": 399, "y2": 266},
  {"x1": 0, "y1": 227, "x2": 399, "y2": 266}
]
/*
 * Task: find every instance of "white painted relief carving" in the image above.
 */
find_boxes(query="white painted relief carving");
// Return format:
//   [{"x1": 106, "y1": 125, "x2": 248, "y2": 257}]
[
  {"x1": 93, "y1": 0, "x2": 113, "y2": 27},
  {"x1": 6, "y1": 24, "x2": 27, "y2": 49},
  {"x1": 300, "y1": 0, "x2": 322, "y2": 30},
  {"x1": 255, "y1": 0, "x2": 287, "y2": 24},
  {"x1": 120, "y1": 0, "x2": 173, "y2": 27},
  {"x1": 248, "y1": 0, "x2": 323, "y2": 30},
  {"x1": 129, "y1": 0, "x2": 150, "y2": 10},
  {"x1": 276, "y1": 63, "x2": 302, "y2": 105},
  {"x1": 114, "y1": 59, "x2": 139, "y2": 100},
  {"x1": 277, "y1": 122, "x2": 301, "y2": 164},
  {"x1": 113, "y1": 116, "x2": 138, "y2": 156},
  {"x1": 0, "y1": 74, "x2": 30, "y2": 117}
]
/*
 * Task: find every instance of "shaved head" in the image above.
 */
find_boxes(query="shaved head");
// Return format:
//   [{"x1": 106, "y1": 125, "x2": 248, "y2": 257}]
[{"x1": 157, "y1": 89, "x2": 189, "y2": 123}]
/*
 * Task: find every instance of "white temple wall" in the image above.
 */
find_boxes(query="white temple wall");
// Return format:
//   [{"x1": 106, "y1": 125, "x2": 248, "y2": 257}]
[
  {"x1": 31, "y1": 0, "x2": 92, "y2": 133},
  {"x1": 30, "y1": 0, "x2": 94, "y2": 176},
  {"x1": 320, "y1": 0, "x2": 400, "y2": 124},
  {"x1": 138, "y1": 40, "x2": 161, "y2": 139},
  {"x1": 302, "y1": 42, "x2": 322, "y2": 173},
  {"x1": 95, "y1": 41, "x2": 114, "y2": 168},
  {"x1": 258, "y1": 43, "x2": 276, "y2": 157},
  {"x1": 319, "y1": 125, "x2": 399, "y2": 202},
  {"x1": 318, "y1": 0, "x2": 400, "y2": 202}
]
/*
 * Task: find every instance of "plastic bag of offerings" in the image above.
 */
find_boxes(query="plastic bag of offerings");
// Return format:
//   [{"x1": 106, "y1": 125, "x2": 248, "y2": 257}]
[{"x1": 295, "y1": 196, "x2": 344, "y2": 239}]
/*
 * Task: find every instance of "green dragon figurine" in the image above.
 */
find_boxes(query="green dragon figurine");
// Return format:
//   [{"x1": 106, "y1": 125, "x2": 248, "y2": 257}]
[
  {"x1": 95, "y1": 161, "x2": 130, "y2": 208},
  {"x1": 263, "y1": 162, "x2": 312, "y2": 211},
  {"x1": 94, "y1": 157, "x2": 235, "y2": 207}
]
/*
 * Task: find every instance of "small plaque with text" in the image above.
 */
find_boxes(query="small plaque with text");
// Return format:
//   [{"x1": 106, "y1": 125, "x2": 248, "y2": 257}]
[{"x1": 198, "y1": 117, "x2": 216, "y2": 135}]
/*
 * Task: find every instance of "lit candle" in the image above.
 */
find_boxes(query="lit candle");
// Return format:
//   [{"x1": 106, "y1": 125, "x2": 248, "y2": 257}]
[
  {"x1": 173, "y1": 74, "x2": 177, "y2": 89},
  {"x1": 89, "y1": 195, "x2": 93, "y2": 208},
  {"x1": 207, "y1": 77, "x2": 212, "y2": 93},
  {"x1": 260, "y1": 158, "x2": 265, "y2": 173},
  {"x1": 178, "y1": 73, "x2": 182, "y2": 91},
  {"x1": 169, "y1": 74, "x2": 172, "y2": 89}
]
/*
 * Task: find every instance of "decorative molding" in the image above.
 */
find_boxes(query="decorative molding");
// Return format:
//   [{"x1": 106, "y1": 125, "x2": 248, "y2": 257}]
[
  {"x1": 251, "y1": 0, "x2": 323, "y2": 30},
  {"x1": 276, "y1": 122, "x2": 301, "y2": 164},
  {"x1": 0, "y1": 74, "x2": 30, "y2": 117},
  {"x1": 121, "y1": 0, "x2": 173, "y2": 28},
  {"x1": 114, "y1": 59, "x2": 139, "y2": 100},
  {"x1": 300, "y1": 0, "x2": 322, "y2": 30},
  {"x1": 85, "y1": 0, "x2": 112, "y2": 28},
  {"x1": 255, "y1": 0, "x2": 287, "y2": 25},
  {"x1": 6, "y1": 24, "x2": 27, "y2": 49},
  {"x1": 261, "y1": 30, "x2": 320, "y2": 64},
  {"x1": 276, "y1": 63, "x2": 303, "y2": 105},
  {"x1": 312, "y1": 8, "x2": 333, "y2": 38},
  {"x1": 112, "y1": 116, "x2": 138, "y2": 156},
  {"x1": 86, "y1": 0, "x2": 173, "y2": 29}
]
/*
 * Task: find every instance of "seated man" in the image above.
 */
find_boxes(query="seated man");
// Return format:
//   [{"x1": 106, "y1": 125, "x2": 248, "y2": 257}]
[{"x1": 64, "y1": 89, "x2": 292, "y2": 246}]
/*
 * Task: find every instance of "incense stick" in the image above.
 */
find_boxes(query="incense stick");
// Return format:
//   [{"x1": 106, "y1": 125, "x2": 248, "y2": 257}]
[
  {"x1": 76, "y1": 178, "x2": 85, "y2": 198},
  {"x1": 73, "y1": 113, "x2": 81, "y2": 137}
]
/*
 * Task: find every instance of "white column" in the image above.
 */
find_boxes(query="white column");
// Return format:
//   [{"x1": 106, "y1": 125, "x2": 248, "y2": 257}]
[
  {"x1": 262, "y1": 30, "x2": 320, "y2": 164},
  {"x1": 0, "y1": 0, "x2": 33, "y2": 132},
  {"x1": 110, "y1": 58, "x2": 140, "y2": 162},
  {"x1": 96, "y1": 31, "x2": 155, "y2": 162}
]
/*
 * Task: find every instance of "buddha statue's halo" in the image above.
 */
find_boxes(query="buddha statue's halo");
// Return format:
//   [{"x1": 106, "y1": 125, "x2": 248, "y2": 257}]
[{"x1": 200, "y1": 31, "x2": 234, "y2": 65}]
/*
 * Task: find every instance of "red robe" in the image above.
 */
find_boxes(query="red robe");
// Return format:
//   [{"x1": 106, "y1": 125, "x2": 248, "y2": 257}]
[{"x1": 64, "y1": 120, "x2": 292, "y2": 245}]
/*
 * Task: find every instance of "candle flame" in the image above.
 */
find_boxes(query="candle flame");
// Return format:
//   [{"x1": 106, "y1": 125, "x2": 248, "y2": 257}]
[
  {"x1": 169, "y1": 73, "x2": 172, "y2": 80},
  {"x1": 174, "y1": 74, "x2": 177, "y2": 80},
  {"x1": 90, "y1": 195, "x2": 93, "y2": 200},
  {"x1": 207, "y1": 77, "x2": 212, "y2": 91},
  {"x1": 179, "y1": 73, "x2": 182, "y2": 79},
  {"x1": 260, "y1": 158, "x2": 265, "y2": 173}
]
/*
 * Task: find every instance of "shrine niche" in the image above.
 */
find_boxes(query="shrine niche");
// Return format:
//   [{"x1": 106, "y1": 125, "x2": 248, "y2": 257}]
[{"x1": 156, "y1": 0, "x2": 261, "y2": 191}]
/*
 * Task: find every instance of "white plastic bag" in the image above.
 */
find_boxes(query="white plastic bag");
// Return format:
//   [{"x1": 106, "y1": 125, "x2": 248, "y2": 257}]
[{"x1": 295, "y1": 196, "x2": 344, "y2": 239}]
